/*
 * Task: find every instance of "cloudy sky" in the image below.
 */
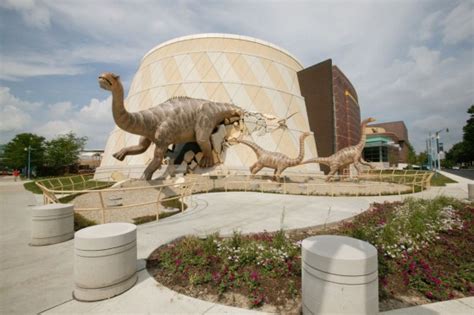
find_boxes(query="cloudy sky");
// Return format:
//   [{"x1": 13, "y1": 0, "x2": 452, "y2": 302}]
[{"x1": 0, "y1": 0, "x2": 472, "y2": 152}]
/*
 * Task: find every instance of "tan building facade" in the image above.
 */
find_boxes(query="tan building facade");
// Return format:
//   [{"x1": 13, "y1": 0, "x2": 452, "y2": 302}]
[{"x1": 97, "y1": 34, "x2": 321, "y2": 179}]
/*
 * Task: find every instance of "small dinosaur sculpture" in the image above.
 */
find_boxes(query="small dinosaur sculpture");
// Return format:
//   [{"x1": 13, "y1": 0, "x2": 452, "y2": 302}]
[
  {"x1": 301, "y1": 117, "x2": 376, "y2": 181},
  {"x1": 236, "y1": 131, "x2": 313, "y2": 180},
  {"x1": 98, "y1": 72, "x2": 244, "y2": 180}
]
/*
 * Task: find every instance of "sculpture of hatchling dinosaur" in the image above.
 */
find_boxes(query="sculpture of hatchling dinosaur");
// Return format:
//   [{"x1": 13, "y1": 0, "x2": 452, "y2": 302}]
[
  {"x1": 235, "y1": 131, "x2": 313, "y2": 180},
  {"x1": 98, "y1": 72, "x2": 244, "y2": 180},
  {"x1": 301, "y1": 117, "x2": 376, "y2": 181}
]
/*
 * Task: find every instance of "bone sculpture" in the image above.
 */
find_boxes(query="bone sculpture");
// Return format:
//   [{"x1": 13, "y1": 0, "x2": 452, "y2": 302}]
[
  {"x1": 98, "y1": 72, "x2": 244, "y2": 180},
  {"x1": 301, "y1": 118, "x2": 376, "y2": 181},
  {"x1": 236, "y1": 131, "x2": 313, "y2": 180}
]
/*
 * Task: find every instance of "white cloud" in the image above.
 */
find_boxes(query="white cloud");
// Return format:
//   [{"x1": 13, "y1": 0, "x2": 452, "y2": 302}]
[
  {"x1": 357, "y1": 43, "x2": 473, "y2": 151},
  {"x1": 0, "y1": 0, "x2": 51, "y2": 29},
  {"x1": 47, "y1": 101, "x2": 73, "y2": 119},
  {"x1": 0, "y1": 86, "x2": 39, "y2": 131},
  {"x1": 0, "y1": 104, "x2": 31, "y2": 132},
  {"x1": 418, "y1": 11, "x2": 442, "y2": 41},
  {"x1": 34, "y1": 96, "x2": 114, "y2": 147},
  {"x1": 34, "y1": 120, "x2": 78, "y2": 138},
  {"x1": 442, "y1": 1, "x2": 474, "y2": 45},
  {"x1": 0, "y1": 87, "x2": 114, "y2": 148},
  {"x1": 408, "y1": 46, "x2": 441, "y2": 76},
  {"x1": 0, "y1": 57, "x2": 85, "y2": 81},
  {"x1": 78, "y1": 97, "x2": 111, "y2": 122}
]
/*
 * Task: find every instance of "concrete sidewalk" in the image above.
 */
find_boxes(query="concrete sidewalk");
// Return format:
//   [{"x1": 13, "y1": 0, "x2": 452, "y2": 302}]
[
  {"x1": 0, "y1": 175, "x2": 471, "y2": 314},
  {"x1": 0, "y1": 177, "x2": 75, "y2": 315}
]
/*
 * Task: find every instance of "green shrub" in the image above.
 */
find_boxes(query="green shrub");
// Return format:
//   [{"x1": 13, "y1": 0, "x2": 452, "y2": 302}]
[{"x1": 74, "y1": 213, "x2": 96, "y2": 231}]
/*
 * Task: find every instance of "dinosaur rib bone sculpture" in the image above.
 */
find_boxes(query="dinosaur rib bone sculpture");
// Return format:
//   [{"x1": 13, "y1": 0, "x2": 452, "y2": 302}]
[
  {"x1": 301, "y1": 118, "x2": 376, "y2": 181},
  {"x1": 98, "y1": 72, "x2": 243, "y2": 180},
  {"x1": 236, "y1": 131, "x2": 312, "y2": 180}
]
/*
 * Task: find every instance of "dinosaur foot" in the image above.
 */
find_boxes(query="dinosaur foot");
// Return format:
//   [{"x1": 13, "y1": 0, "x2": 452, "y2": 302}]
[
  {"x1": 199, "y1": 155, "x2": 214, "y2": 168},
  {"x1": 140, "y1": 170, "x2": 155, "y2": 181}
]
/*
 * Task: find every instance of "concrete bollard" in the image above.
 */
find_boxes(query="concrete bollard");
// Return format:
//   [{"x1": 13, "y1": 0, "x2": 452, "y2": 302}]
[
  {"x1": 73, "y1": 223, "x2": 138, "y2": 301},
  {"x1": 30, "y1": 203, "x2": 74, "y2": 246},
  {"x1": 468, "y1": 184, "x2": 474, "y2": 201},
  {"x1": 302, "y1": 235, "x2": 378, "y2": 315}
]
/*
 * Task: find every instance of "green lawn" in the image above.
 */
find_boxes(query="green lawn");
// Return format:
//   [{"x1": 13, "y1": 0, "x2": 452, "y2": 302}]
[{"x1": 430, "y1": 173, "x2": 457, "y2": 186}]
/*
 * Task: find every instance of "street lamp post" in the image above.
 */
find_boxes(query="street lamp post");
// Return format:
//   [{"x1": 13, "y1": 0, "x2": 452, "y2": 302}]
[
  {"x1": 435, "y1": 128, "x2": 448, "y2": 171},
  {"x1": 24, "y1": 145, "x2": 31, "y2": 180}
]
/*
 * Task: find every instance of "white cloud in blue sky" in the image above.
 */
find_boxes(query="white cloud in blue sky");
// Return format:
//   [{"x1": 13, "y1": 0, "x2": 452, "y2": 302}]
[{"x1": 0, "y1": 0, "x2": 472, "y2": 152}]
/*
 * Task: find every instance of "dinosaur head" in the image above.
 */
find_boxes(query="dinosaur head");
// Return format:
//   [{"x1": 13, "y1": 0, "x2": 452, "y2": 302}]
[
  {"x1": 363, "y1": 117, "x2": 376, "y2": 124},
  {"x1": 98, "y1": 72, "x2": 121, "y2": 91}
]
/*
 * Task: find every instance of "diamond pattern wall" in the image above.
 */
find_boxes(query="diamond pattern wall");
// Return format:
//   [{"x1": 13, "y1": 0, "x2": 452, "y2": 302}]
[{"x1": 98, "y1": 34, "x2": 321, "y2": 177}]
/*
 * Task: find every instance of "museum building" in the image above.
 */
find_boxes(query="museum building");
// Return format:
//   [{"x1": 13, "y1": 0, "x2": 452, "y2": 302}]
[
  {"x1": 363, "y1": 121, "x2": 411, "y2": 167},
  {"x1": 97, "y1": 34, "x2": 322, "y2": 179},
  {"x1": 97, "y1": 33, "x2": 407, "y2": 179},
  {"x1": 297, "y1": 59, "x2": 361, "y2": 173}
]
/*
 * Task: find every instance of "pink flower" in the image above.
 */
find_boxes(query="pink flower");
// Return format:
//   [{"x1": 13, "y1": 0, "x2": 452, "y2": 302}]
[
  {"x1": 175, "y1": 259, "x2": 182, "y2": 267},
  {"x1": 250, "y1": 271, "x2": 259, "y2": 282},
  {"x1": 252, "y1": 292, "x2": 265, "y2": 306},
  {"x1": 212, "y1": 272, "x2": 221, "y2": 282},
  {"x1": 425, "y1": 291, "x2": 434, "y2": 299},
  {"x1": 432, "y1": 277, "x2": 442, "y2": 286}
]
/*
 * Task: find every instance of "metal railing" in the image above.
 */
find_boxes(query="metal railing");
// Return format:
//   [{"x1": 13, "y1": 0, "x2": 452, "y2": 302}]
[
  {"x1": 35, "y1": 175, "x2": 196, "y2": 224},
  {"x1": 35, "y1": 170, "x2": 434, "y2": 224},
  {"x1": 189, "y1": 170, "x2": 433, "y2": 197}
]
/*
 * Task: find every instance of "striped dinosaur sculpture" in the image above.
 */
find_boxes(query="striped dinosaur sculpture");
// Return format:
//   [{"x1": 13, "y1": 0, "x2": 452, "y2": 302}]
[
  {"x1": 98, "y1": 72, "x2": 243, "y2": 180},
  {"x1": 236, "y1": 131, "x2": 313, "y2": 180},
  {"x1": 301, "y1": 117, "x2": 376, "y2": 181}
]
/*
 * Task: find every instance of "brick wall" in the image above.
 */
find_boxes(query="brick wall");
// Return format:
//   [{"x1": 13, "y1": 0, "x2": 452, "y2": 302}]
[{"x1": 332, "y1": 66, "x2": 361, "y2": 151}]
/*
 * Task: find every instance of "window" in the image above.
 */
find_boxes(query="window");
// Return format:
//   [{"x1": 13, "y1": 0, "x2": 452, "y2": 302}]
[{"x1": 363, "y1": 146, "x2": 388, "y2": 162}]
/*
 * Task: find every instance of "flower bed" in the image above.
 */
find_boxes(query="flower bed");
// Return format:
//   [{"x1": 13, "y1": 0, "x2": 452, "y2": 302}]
[{"x1": 147, "y1": 196, "x2": 473, "y2": 312}]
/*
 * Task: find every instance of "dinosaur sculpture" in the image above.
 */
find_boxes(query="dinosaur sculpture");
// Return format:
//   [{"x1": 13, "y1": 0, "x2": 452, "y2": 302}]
[
  {"x1": 301, "y1": 117, "x2": 376, "y2": 181},
  {"x1": 236, "y1": 131, "x2": 313, "y2": 180},
  {"x1": 98, "y1": 72, "x2": 243, "y2": 180}
]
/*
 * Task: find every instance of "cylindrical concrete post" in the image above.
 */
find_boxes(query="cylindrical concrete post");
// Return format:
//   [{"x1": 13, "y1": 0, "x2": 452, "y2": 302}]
[
  {"x1": 73, "y1": 223, "x2": 137, "y2": 301},
  {"x1": 302, "y1": 235, "x2": 378, "y2": 315},
  {"x1": 30, "y1": 203, "x2": 74, "y2": 246},
  {"x1": 468, "y1": 184, "x2": 474, "y2": 201}
]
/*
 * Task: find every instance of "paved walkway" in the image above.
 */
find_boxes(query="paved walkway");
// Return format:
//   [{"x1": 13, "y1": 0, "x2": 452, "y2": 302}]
[{"x1": 0, "y1": 174, "x2": 472, "y2": 314}]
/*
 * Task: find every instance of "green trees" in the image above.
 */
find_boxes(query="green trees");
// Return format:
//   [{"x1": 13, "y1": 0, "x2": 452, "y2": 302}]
[
  {"x1": 462, "y1": 105, "x2": 474, "y2": 160},
  {"x1": 2, "y1": 132, "x2": 87, "y2": 176},
  {"x1": 3, "y1": 133, "x2": 46, "y2": 171},
  {"x1": 445, "y1": 105, "x2": 474, "y2": 167},
  {"x1": 44, "y1": 133, "x2": 87, "y2": 171},
  {"x1": 406, "y1": 143, "x2": 417, "y2": 165}
]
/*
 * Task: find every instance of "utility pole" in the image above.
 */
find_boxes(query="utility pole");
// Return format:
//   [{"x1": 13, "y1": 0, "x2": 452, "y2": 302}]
[
  {"x1": 27, "y1": 145, "x2": 31, "y2": 180},
  {"x1": 24, "y1": 144, "x2": 32, "y2": 180},
  {"x1": 435, "y1": 128, "x2": 449, "y2": 171},
  {"x1": 427, "y1": 132, "x2": 433, "y2": 170}
]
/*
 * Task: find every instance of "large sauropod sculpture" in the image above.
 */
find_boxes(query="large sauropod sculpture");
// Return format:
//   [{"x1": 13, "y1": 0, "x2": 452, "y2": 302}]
[
  {"x1": 301, "y1": 118, "x2": 376, "y2": 181},
  {"x1": 98, "y1": 72, "x2": 244, "y2": 180},
  {"x1": 236, "y1": 131, "x2": 313, "y2": 181}
]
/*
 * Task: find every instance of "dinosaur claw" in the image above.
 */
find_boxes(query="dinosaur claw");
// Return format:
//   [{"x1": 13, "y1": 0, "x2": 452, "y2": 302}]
[
  {"x1": 113, "y1": 151, "x2": 126, "y2": 161},
  {"x1": 199, "y1": 155, "x2": 214, "y2": 168}
]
